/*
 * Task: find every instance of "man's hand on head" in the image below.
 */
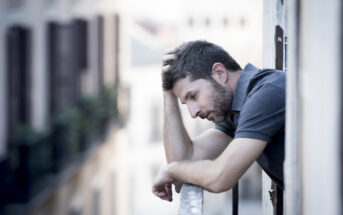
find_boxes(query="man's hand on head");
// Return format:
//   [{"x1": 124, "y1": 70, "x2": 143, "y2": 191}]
[{"x1": 161, "y1": 47, "x2": 178, "y2": 90}]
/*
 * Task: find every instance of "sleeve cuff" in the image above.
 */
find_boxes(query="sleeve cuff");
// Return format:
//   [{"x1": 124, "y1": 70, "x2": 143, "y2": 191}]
[
  {"x1": 234, "y1": 131, "x2": 271, "y2": 142},
  {"x1": 214, "y1": 124, "x2": 235, "y2": 138}
]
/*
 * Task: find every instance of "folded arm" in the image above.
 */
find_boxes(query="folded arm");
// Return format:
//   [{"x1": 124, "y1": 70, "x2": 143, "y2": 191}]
[{"x1": 152, "y1": 137, "x2": 267, "y2": 200}]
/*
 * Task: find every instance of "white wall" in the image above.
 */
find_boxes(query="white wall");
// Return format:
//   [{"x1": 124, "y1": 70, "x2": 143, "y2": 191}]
[
  {"x1": 300, "y1": 0, "x2": 342, "y2": 214},
  {"x1": 284, "y1": 0, "x2": 302, "y2": 214}
]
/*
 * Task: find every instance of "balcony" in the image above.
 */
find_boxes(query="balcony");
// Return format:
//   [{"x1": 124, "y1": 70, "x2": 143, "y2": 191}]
[{"x1": 0, "y1": 86, "x2": 119, "y2": 215}]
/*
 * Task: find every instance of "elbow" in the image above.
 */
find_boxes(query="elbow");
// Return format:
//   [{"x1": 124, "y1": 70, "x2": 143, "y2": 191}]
[
  {"x1": 203, "y1": 164, "x2": 235, "y2": 193},
  {"x1": 206, "y1": 180, "x2": 233, "y2": 193}
]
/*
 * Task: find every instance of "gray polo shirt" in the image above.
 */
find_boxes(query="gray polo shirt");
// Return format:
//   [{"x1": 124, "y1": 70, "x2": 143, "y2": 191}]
[{"x1": 215, "y1": 63, "x2": 285, "y2": 189}]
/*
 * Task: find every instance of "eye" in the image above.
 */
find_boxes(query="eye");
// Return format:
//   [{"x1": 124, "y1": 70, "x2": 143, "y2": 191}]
[{"x1": 190, "y1": 93, "x2": 197, "y2": 100}]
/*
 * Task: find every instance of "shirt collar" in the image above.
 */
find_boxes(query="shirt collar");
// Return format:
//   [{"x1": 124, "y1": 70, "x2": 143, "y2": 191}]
[{"x1": 231, "y1": 63, "x2": 260, "y2": 112}]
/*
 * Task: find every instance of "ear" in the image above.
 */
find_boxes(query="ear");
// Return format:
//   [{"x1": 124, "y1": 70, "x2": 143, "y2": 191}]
[{"x1": 211, "y1": 63, "x2": 228, "y2": 84}]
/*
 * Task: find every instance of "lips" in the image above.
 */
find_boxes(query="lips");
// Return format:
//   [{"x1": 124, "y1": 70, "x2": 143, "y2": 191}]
[
  {"x1": 206, "y1": 112, "x2": 213, "y2": 121},
  {"x1": 198, "y1": 112, "x2": 214, "y2": 121}
]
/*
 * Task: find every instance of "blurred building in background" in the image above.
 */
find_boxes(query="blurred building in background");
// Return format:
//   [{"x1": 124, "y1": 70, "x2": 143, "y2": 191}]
[{"x1": 0, "y1": 0, "x2": 131, "y2": 215}]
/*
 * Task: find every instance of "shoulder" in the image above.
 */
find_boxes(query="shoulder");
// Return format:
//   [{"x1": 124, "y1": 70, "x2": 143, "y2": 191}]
[
  {"x1": 236, "y1": 82, "x2": 285, "y2": 142},
  {"x1": 248, "y1": 69, "x2": 285, "y2": 94}
]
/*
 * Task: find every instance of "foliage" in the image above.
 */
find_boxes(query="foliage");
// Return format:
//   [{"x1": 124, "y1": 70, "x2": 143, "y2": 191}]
[{"x1": 10, "y1": 85, "x2": 118, "y2": 190}]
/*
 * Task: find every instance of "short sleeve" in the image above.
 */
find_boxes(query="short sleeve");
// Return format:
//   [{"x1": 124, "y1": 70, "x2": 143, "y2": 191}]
[
  {"x1": 215, "y1": 117, "x2": 235, "y2": 138},
  {"x1": 234, "y1": 84, "x2": 285, "y2": 142}
]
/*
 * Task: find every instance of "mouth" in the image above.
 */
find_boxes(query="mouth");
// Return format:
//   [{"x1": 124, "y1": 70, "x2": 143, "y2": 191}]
[
  {"x1": 206, "y1": 112, "x2": 213, "y2": 121},
  {"x1": 198, "y1": 112, "x2": 208, "y2": 119}
]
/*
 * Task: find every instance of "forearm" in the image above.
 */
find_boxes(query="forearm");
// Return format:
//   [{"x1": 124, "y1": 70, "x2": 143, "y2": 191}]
[
  {"x1": 167, "y1": 138, "x2": 268, "y2": 193},
  {"x1": 163, "y1": 91, "x2": 193, "y2": 163},
  {"x1": 153, "y1": 138, "x2": 267, "y2": 201},
  {"x1": 167, "y1": 160, "x2": 229, "y2": 193}
]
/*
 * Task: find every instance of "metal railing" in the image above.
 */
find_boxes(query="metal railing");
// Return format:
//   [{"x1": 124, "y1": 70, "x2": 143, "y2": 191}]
[
  {"x1": 179, "y1": 184, "x2": 203, "y2": 215},
  {"x1": 179, "y1": 183, "x2": 239, "y2": 215},
  {"x1": 178, "y1": 181, "x2": 284, "y2": 215}
]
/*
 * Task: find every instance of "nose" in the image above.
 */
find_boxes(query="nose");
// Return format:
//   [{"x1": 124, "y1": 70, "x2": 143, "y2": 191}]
[{"x1": 188, "y1": 103, "x2": 200, "y2": 118}]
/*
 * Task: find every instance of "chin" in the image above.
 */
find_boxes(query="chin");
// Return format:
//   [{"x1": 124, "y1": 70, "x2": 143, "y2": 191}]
[{"x1": 212, "y1": 116, "x2": 226, "y2": 123}]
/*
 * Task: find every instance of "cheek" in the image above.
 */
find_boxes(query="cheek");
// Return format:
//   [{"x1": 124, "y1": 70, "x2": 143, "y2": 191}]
[{"x1": 202, "y1": 92, "x2": 215, "y2": 108}]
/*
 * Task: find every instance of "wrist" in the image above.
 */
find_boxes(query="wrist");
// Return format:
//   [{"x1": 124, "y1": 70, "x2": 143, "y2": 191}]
[
  {"x1": 163, "y1": 91, "x2": 178, "y2": 106},
  {"x1": 163, "y1": 90, "x2": 176, "y2": 97},
  {"x1": 166, "y1": 161, "x2": 179, "y2": 177}
]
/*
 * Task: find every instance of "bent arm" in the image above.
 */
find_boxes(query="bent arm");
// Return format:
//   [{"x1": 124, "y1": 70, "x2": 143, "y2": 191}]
[
  {"x1": 163, "y1": 91, "x2": 192, "y2": 162},
  {"x1": 167, "y1": 138, "x2": 267, "y2": 192},
  {"x1": 163, "y1": 91, "x2": 232, "y2": 163}
]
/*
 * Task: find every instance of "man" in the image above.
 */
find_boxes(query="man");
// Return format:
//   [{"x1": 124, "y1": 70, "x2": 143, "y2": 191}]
[{"x1": 152, "y1": 40, "x2": 285, "y2": 202}]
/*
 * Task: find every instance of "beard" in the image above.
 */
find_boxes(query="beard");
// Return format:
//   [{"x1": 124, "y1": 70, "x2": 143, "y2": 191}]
[{"x1": 209, "y1": 80, "x2": 233, "y2": 123}]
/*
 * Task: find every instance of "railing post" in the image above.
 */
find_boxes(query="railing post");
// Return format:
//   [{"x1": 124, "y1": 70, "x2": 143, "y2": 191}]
[
  {"x1": 179, "y1": 184, "x2": 203, "y2": 215},
  {"x1": 232, "y1": 182, "x2": 239, "y2": 215}
]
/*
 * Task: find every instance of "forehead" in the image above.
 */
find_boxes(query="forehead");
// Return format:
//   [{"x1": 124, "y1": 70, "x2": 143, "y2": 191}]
[{"x1": 172, "y1": 77, "x2": 211, "y2": 100}]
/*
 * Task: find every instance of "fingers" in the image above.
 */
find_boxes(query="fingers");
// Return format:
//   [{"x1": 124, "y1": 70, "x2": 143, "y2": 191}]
[
  {"x1": 153, "y1": 190, "x2": 169, "y2": 199},
  {"x1": 151, "y1": 167, "x2": 176, "y2": 201},
  {"x1": 164, "y1": 46, "x2": 178, "y2": 55},
  {"x1": 152, "y1": 185, "x2": 173, "y2": 202},
  {"x1": 165, "y1": 183, "x2": 173, "y2": 201},
  {"x1": 174, "y1": 182, "x2": 182, "y2": 193},
  {"x1": 163, "y1": 54, "x2": 177, "y2": 62},
  {"x1": 162, "y1": 65, "x2": 171, "y2": 73},
  {"x1": 162, "y1": 54, "x2": 176, "y2": 68},
  {"x1": 161, "y1": 46, "x2": 178, "y2": 76},
  {"x1": 161, "y1": 54, "x2": 175, "y2": 76}
]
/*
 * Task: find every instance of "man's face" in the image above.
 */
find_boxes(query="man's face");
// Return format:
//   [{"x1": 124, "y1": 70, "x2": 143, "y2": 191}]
[{"x1": 173, "y1": 76, "x2": 233, "y2": 123}]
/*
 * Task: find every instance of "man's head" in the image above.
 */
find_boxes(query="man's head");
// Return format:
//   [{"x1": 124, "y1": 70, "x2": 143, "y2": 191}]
[
  {"x1": 162, "y1": 40, "x2": 241, "y2": 90},
  {"x1": 163, "y1": 41, "x2": 242, "y2": 123}
]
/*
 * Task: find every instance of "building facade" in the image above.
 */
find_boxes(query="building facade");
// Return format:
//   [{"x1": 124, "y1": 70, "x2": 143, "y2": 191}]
[{"x1": 0, "y1": 0, "x2": 129, "y2": 215}]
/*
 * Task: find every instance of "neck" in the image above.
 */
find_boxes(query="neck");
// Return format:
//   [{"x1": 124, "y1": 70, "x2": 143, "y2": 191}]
[{"x1": 227, "y1": 70, "x2": 242, "y2": 94}]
